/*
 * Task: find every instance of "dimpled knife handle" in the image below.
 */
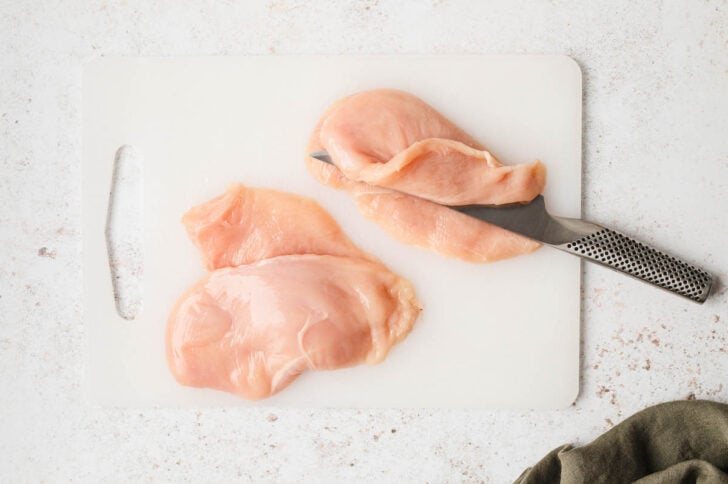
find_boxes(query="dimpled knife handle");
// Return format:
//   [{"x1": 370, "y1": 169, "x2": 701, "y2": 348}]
[{"x1": 559, "y1": 227, "x2": 713, "y2": 303}]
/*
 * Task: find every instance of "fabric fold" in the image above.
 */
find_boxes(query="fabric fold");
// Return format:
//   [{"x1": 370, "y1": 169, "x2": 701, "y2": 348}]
[{"x1": 515, "y1": 400, "x2": 728, "y2": 484}]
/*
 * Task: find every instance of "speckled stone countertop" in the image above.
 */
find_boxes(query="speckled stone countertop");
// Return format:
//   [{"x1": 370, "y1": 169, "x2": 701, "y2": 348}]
[{"x1": 1, "y1": 1, "x2": 727, "y2": 482}]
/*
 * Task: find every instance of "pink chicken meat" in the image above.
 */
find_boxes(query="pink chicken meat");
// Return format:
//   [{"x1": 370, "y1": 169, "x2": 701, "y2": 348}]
[
  {"x1": 307, "y1": 89, "x2": 546, "y2": 263},
  {"x1": 167, "y1": 184, "x2": 420, "y2": 400},
  {"x1": 181, "y1": 183, "x2": 364, "y2": 270}
]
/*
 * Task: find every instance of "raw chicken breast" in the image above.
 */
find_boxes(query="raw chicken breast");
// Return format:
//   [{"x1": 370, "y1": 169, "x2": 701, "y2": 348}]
[
  {"x1": 354, "y1": 189, "x2": 539, "y2": 263},
  {"x1": 182, "y1": 183, "x2": 364, "y2": 270},
  {"x1": 167, "y1": 184, "x2": 421, "y2": 399},
  {"x1": 307, "y1": 89, "x2": 544, "y2": 262},
  {"x1": 167, "y1": 255, "x2": 419, "y2": 400}
]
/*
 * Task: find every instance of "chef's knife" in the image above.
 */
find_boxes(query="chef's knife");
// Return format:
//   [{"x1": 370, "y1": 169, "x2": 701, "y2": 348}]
[{"x1": 310, "y1": 150, "x2": 714, "y2": 303}]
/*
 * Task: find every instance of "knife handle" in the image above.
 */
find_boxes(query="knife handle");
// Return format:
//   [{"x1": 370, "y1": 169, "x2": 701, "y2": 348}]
[{"x1": 556, "y1": 226, "x2": 714, "y2": 303}]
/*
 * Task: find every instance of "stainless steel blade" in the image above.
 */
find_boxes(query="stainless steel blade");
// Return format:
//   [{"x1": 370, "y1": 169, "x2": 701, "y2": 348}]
[
  {"x1": 309, "y1": 150, "x2": 599, "y2": 244},
  {"x1": 454, "y1": 197, "x2": 602, "y2": 245},
  {"x1": 309, "y1": 150, "x2": 333, "y2": 164}
]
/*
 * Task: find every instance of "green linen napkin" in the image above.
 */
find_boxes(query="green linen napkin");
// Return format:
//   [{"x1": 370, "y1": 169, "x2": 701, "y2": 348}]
[{"x1": 516, "y1": 400, "x2": 728, "y2": 483}]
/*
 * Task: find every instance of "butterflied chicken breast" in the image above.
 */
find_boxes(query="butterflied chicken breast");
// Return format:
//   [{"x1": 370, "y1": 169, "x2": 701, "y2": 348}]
[
  {"x1": 167, "y1": 255, "x2": 419, "y2": 400},
  {"x1": 306, "y1": 89, "x2": 544, "y2": 262},
  {"x1": 167, "y1": 184, "x2": 421, "y2": 399}
]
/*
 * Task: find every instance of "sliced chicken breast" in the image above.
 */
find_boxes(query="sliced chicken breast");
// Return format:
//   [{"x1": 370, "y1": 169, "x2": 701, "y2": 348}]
[{"x1": 307, "y1": 89, "x2": 544, "y2": 262}]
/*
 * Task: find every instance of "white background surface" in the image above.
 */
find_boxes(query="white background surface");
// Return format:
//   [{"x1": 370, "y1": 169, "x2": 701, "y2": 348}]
[{"x1": 1, "y1": 1, "x2": 726, "y2": 482}]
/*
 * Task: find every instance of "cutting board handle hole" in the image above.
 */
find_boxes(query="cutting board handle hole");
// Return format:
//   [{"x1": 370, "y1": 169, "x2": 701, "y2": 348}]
[{"x1": 105, "y1": 145, "x2": 144, "y2": 320}]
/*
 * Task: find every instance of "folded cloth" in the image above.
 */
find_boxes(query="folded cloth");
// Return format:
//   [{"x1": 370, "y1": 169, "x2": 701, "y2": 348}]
[{"x1": 515, "y1": 400, "x2": 728, "y2": 484}]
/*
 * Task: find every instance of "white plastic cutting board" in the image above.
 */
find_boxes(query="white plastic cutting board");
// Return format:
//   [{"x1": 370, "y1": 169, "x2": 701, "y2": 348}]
[{"x1": 83, "y1": 55, "x2": 582, "y2": 408}]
